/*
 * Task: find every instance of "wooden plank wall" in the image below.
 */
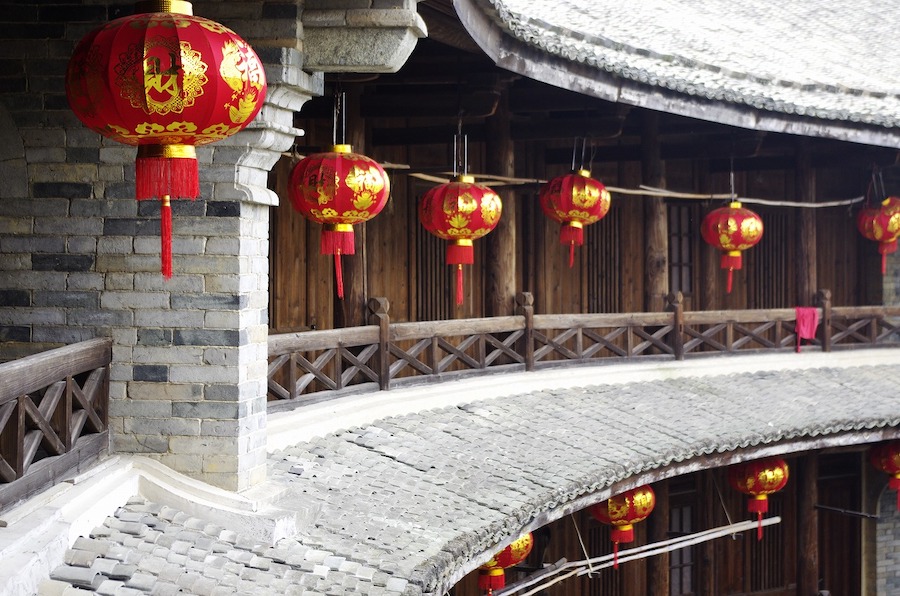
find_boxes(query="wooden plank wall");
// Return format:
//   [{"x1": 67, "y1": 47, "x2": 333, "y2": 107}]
[{"x1": 270, "y1": 107, "x2": 877, "y2": 332}]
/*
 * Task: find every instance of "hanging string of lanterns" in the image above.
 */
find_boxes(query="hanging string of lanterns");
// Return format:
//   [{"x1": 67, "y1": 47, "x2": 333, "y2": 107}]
[
  {"x1": 589, "y1": 485, "x2": 655, "y2": 569},
  {"x1": 728, "y1": 457, "x2": 789, "y2": 541},
  {"x1": 419, "y1": 134, "x2": 502, "y2": 306},
  {"x1": 477, "y1": 532, "x2": 534, "y2": 595},
  {"x1": 66, "y1": 0, "x2": 267, "y2": 278}
]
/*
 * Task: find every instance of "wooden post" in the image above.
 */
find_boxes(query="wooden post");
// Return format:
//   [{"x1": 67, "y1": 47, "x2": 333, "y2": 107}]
[
  {"x1": 289, "y1": 353, "x2": 298, "y2": 400},
  {"x1": 797, "y1": 454, "x2": 820, "y2": 596},
  {"x1": 367, "y1": 297, "x2": 391, "y2": 391},
  {"x1": 485, "y1": 89, "x2": 517, "y2": 316},
  {"x1": 647, "y1": 478, "x2": 670, "y2": 596},
  {"x1": 667, "y1": 291, "x2": 684, "y2": 360},
  {"x1": 337, "y1": 86, "x2": 369, "y2": 328},
  {"x1": 516, "y1": 292, "x2": 534, "y2": 371},
  {"x1": 797, "y1": 145, "x2": 817, "y2": 306},
  {"x1": 642, "y1": 111, "x2": 669, "y2": 312},
  {"x1": 816, "y1": 288, "x2": 832, "y2": 352}
]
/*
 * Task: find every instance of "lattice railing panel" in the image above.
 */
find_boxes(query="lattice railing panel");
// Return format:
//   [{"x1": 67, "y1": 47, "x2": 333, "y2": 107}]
[{"x1": 0, "y1": 339, "x2": 110, "y2": 490}]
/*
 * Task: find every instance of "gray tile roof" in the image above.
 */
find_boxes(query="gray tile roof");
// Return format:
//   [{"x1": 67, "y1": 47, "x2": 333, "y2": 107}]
[
  {"x1": 41, "y1": 362, "x2": 900, "y2": 595},
  {"x1": 469, "y1": 0, "x2": 900, "y2": 143}
]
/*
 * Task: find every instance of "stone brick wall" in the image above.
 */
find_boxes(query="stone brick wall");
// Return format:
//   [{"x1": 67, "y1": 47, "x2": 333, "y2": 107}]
[
  {"x1": 0, "y1": 0, "x2": 429, "y2": 491},
  {"x1": 0, "y1": 1, "x2": 321, "y2": 490}
]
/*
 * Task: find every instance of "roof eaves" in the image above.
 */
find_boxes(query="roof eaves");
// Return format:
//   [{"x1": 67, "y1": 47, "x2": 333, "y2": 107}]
[{"x1": 457, "y1": 0, "x2": 900, "y2": 147}]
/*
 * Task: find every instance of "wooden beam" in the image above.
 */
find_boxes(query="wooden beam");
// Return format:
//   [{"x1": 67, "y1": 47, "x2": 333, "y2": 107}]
[
  {"x1": 372, "y1": 124, "x2": 486, "y2": 147},
  {"x1": 361, "y1": 90, "x2": 500, "y2": 118},
  {"x1": 797, "y1": 454, "x2": 820, "y2": 596},
  {"x1": 336, "y1": 87, "x2": 368, "y2": 328},
  {"x1": 643, "y1": 111, "x2": 669, "y2": 311},
  {"x1": 796, "y1": 145, "x2": 817, "y2": 306},
  {"x1": 484, "y1": 92, "x2": 517, "y2": 316},
  {"x1": 647, "y1": 478, "x2": 670, "y2": 595}
]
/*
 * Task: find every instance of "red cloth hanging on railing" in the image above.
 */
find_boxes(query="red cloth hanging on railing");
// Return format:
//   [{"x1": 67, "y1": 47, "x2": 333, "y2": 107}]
[{"x1": 795, "y1": 307, "x2": 819, "y2": 352}]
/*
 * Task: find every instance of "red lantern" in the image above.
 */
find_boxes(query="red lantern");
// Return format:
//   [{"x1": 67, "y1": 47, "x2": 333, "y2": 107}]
[
  {"x1": 66, "y1": 0, "x2": 267, "y2": 277},
  {"x1": 870, "y1": 441, "x2": 900, "y2": 511},
  {"x1": 857, "y1": 197, "x2": 900, "y2": 275},
  {"x1": 728, "y1": 457, "x2": 789, "y2": 541},
  {"x1": 419, "y1": 175, "x2": 502, "y2": 305},
  {"x1": 701, "y1": 201, "x2": 764, "y2": 293},
  {"x1": 539, "y1": 169, "x2": 611, "y2": 267},
  {"x1": 288, "y1": 144, "x2": 390, "y2": 299},
  {"x1": 590, "y1": 485, "x2": 655, "y2": 568},
  {"x1": 478, "y1": 532, "x2": 533, "y2": 595}
]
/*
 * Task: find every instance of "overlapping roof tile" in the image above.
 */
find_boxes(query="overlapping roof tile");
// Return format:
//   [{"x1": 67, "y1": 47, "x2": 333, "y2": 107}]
[
  {"x1": 478, "y1": 0, "x2": 900, "y2": 129},
  {"x1": 41, "y1": 362, "x2": 900, "y2": 595}
]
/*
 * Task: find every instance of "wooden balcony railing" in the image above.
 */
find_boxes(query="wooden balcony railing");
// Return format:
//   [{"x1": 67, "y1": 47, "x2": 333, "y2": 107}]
[
  {"x1": 0, "y1": 337, "x2": 111, "y2": 510},
  {"x1": 267, "y1": 289, "x2": 900, "y2": 409}
]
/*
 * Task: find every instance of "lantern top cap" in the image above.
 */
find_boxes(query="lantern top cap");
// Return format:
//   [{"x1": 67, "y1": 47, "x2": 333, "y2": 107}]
[
  {"x1": 456, "y1": 174, "x2": 476, "y2": 183},
  {"x1": 135, "y1": 0, "x2": 193, "y2": 15},
  {"x1": 729, "y1": 200, "x2": 742, "y2": 208},
  {"x1": 331, "y1": 144, "x2": 353, "y2": 154},
  {"x1": 576, "y1": 168, "x2": 592, "y2": 177}
]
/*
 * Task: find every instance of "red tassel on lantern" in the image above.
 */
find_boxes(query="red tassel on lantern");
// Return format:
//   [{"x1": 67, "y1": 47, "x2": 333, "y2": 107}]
[
  {"x1": 65, "y1": 2, "x2": 267, "y2": 277},
  {"x1": 728, "y1": 457, "x2": 789, "y2": 541},
  {"x1": 590, "y1": 485, "x2": 655, "y2": 569},
  {"x1": 160, "y1": 195, "x2": 173, "y2": 279},
  {"x1": 419, "y1": 175, "x2": 502, "y2": 306}
]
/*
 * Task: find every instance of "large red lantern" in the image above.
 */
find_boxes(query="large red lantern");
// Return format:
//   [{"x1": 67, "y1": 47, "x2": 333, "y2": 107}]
[
  {"x1": 857, "y1": 197, "x2": 900, "y2": 275},
  {"x1": 870, "y1": 441, "x2": 900, "y2": 511},
  {"x1": 701, "y1": 201, "x2": 764, "y2": 293},
  {"x1": 539, "y1": 169, "x2": 611, "y2": 267},
  {"x1": 66, "y1": 0, "x2": 267, "y2": 277},
  {"x1": 590, "y1": 485, "x2": 655, "y2": 568},
  {"x1": 478, "y1": 532, "x2": 533, "y2": 595},
  {"x1": 728, "y1": 457, "x2": 789, "y2": 541},
  {"x1": 419, "y1": 175, "x2": 502, "y2": 305},
  {"x1": 288, "y1": 144, "x2": 390, "y2": 299}
]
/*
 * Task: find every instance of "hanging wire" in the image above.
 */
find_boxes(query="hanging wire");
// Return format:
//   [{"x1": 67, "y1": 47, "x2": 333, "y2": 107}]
[
  {"x1": 569, "y1": 514, "x2": 596, "y2": 578},
  {"x1": 331, "y1": 89, "x2": 346, "y2": 146},
  {"x1": 497, "y1": 517, "x2": 781, "y2": 596},
  {"x1": 463, "y1": 134, "x2": 469, "y2": 175},
  {"x1": 877, "y1": 167, "x2": 887, "y2": 200},
  {"x1": 712, "y1": 474, "x2": 736, "y2": 537},
  {"x1": 729, "y1": 156, "x2": 736, "y2": 202},
  {"x1": 570, "y1": 137, "x2": 578, "y2": 171},
  {"x1": 586, "y1": 137, "x2": 595, "y2": 172}
]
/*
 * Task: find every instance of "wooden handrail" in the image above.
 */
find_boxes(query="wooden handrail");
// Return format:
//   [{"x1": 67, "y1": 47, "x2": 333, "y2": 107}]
[
  {"x1": 0, "y1": 337, "x2": 111, "y2": 405},
  {"x1": 0, "y1": 338, "x2": 111, "y2": 510},
  {"x1": 267, "y1": 289, "x2": 900, "y2": 406}
]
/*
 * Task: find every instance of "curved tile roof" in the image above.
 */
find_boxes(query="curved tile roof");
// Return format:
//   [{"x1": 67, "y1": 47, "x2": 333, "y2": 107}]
[
  {"x1": 38, "y1": 355, "x2": 900, "y2": 595},
  {"x1": 463, "y1": 0, "x2": 900, "y2": 144}
]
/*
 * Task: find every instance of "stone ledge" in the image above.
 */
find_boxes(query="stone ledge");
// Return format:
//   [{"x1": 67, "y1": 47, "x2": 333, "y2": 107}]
[
  {"x1": 0, "y1": 455, "x2": 319, "y2": 596},
  {"x1": 302, "y1": 8, "x2": 427, "y2": 73}
]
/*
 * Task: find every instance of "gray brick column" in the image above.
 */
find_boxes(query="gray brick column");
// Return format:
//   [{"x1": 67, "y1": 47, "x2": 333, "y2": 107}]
[
  {"x1": 107, "y1": 46, "x2": 321, "y2": 491},
  {"x1": 875, "y1": 485, "x2": 900, "y2": 595}
]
